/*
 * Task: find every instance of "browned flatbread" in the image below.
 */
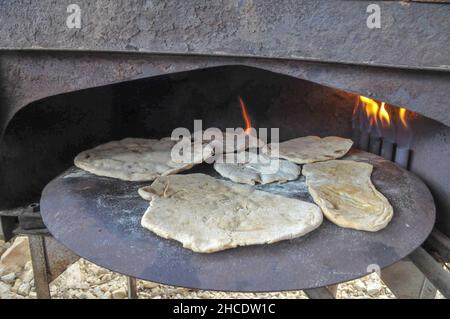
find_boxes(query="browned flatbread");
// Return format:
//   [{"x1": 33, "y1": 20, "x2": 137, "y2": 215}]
[{"x1": 303, "y1": 160, "x2": 393, "y2": 232}]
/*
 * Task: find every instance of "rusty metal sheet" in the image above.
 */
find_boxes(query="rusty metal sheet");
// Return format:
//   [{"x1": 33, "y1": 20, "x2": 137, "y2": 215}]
[
  {"x1": 0, "y1": 1, "x2": 449, "y2": 71},
  {"x1": 1, "y1": 52, "x2": 449, "y2": 135},
  {"x1": 39, "y1": 150, "x2": 435, "y2": 292}
]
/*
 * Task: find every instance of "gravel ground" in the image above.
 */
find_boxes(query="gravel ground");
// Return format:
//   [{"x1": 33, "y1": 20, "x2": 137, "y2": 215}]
[{"x1": 0, "y1": 236, "x2": 440, "y2": 299}]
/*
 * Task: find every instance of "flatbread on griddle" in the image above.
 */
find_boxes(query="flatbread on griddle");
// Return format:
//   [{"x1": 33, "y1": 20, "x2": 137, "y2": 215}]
[
  {"x1": 139, "y1": 173, "x2": 322, "y2": 253},
  {"x1": 74, "y1": 137, "x2": 212, "y2": 181},
  {"x1": 269, "y1": 136, "x2": 353, "y2": 164},
  {"x1": 213, "y1": 150, "x2": 300, "y2": 185},
  {"x1": 303, "y1": 160, "x2": 393, "y2": 232}
]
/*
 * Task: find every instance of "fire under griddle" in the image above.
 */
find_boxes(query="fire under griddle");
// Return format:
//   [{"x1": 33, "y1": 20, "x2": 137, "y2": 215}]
[{"x1": 39, "y1": 149, "x2": 435, "y2": 292}]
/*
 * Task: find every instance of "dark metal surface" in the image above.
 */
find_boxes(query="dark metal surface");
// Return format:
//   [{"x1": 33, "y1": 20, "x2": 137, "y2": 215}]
[
  {"x1": 1, "y1": 1, "x2": 449, "y2": 71},
  {"x1": 424, "y1": 229, "x2": 450, "y2": 262},
  {"x1": 303, "y1": 287, "x2": 335, "y2": 299},
  {"x1": 18, "y1": 203, "x2": 46, "y2": 230},
  {"x1": 1, "y1": 204, "x2": 47, "y2": 239},
  {"x1": 40, "y1": 150, "x2": 435, "y2": 292},
  {"x1": 409, "y1": 247, "x2": 450, "y2": 298},
  {"x1": 43, "y1": 236, "x2": 80, "y2": 282},
  {"x1": 380, "y1": 259, "x2": 437, "y2": 299}
]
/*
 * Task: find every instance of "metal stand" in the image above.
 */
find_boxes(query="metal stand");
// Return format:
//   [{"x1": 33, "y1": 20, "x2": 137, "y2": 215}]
[
  {"x1": 28, "y1": 235, "x2": 51, "y2": 299},
  {"x1": 27, "y1": 234, "x2": 140, "y2": 299},
  {"x1": 303, "y1": 287, "x2": 335, "y2": 299},
  {"x1": 381, "y1": 258, "x2": 437, "y2": 299},
  {"x1": 326, "y1": 284, "x2": 338, "y2": 297},
  {"x1": 127, "y1": 276, "x2": 138, "y2": 299},
  {"x1": 409, "y1": 247, "x2": 450, "y2": 298},
  {"x1": 424, "y1": 229, "x2": 450, "y2": 262},
  {"x1": 22, "y1": 233, "x2": 450, "y2": 299},
  {"x1": 24, "y1": 232, "x2": 79, "y2": 299}
]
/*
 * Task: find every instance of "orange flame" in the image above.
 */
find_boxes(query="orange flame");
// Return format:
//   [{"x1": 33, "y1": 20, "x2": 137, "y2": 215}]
[
  {"x1": 360, "y1": 96, "x2": 379, "y2": 127},
  {"x1": 379, "y1": 102, "x2": 390, "y2": 127},
  {"x1": 357, "y1": 95, "x2": 416, "y2": 142},
  {"x1": 399, "y1": 108, "x2": 408, "y2": 128},
  {"x1": 239, "y1": 96, "x2": 252, "y2": 134}
]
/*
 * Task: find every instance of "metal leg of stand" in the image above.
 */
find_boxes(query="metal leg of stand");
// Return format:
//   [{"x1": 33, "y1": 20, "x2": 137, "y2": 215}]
[
  {"x1": 409, "y1": 247, "x2": 450, "y2": 298},
  {"x1": 28, "y1": 235, "x2": 51, "y2": 299},
  {"x1": 127, "y1": 276, "x2": 138, "y2": 299},
  {"x1": 303, "y1": 287, "x2": 335, "y2": 299},
  {"x1": 381, "y1": 257, "x2": 437, "y2": 299},
  {"x1": 326, "y1": 284, "x2": 338, "y2": 297}
]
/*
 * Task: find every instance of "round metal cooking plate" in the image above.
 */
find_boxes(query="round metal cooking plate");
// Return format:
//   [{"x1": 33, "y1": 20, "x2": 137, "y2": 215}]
[{"x1": 40, "y1": 150, "x2": 435, "y2": 292}]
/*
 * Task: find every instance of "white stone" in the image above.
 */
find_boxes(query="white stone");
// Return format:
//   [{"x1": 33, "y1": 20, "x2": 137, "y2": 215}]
[
  {"x1": 1, "y1": 272, "x2": 16, "y2": 284},
  {"x1": 112, "y1": 288, "x2": 127, "y2": 299},
  {"x1": 102, "y1": 292, "x2": 112, "y2": 299},
  {"x1": 95, "y1": 268, "x2": 109, "y2": 275},
  {"x1": 10, "y1": 278, "x2": 22, "y2": 293},
  {"x1": 93, "y1": 286, "x2": 104, "y2": 297},
  {"x1": 353, "y1": 281, "x2": 366, "y2": 291},
  {"x1": 85, "y1": 291, "x2": 96, "y2": 299},
  {"x1": 141, "y1": 281, "x2": 159, "y2": 289},
  {"x1": 98, "y1": 273, "x2": 112, "y2": 283},
  {"x1": 366, "y1": 282, "x2": 382, "y2": 295},
  {"x1": 0, "y1": 281, "x2": 12, "y2": 295},
  {"x1": 17, "y1": 282, "x2": 31, "y2": 296},
  {"x1": 20, "y1": 268, "x2": 34, "y2": 283},
  {"x1": 100, "y1": 285, "x2": 110, "y2": 292},
  {"x1": 76, "y1": 291, "x2": 89, "y2": 299},
  {"x1": 140, "y1": 292, "x2": 151, "y2": 299},
  {"x1": 0, "y1": 255, "x2": 398, "y2": 299},
  {"x1": 60, "y1": 262, "x2": 87, "y2": 289},
  {"x1": 0, "y1": 237, "x2": 31, "y2": 275}
]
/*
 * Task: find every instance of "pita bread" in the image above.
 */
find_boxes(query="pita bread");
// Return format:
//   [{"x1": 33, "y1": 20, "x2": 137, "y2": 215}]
[
  {"x1": 303, "y1": 160, "x2": 393, "y2": 232},
  {"x1": 270, "y1": 136, "x2": 353, "y2": 164},
  {"x1": 74, "y1": 137, "x2": 212, "y2": 181},
  {"x1": 197, "y1": 129, "x2": 264, "y2": 158},
  {"x1": 214, "y1": 150, "x2": 300, "y2": 185},
  {"x1": 139, "y1": 173, "x2": 322, "y2": 253}
]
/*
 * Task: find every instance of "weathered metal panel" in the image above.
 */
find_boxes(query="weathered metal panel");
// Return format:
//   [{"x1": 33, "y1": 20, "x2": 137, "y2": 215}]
[
  {"x1": 0, "y1": 0, "x2": 449, "y2": 71},
  {"x1": 1, "y1": 51, "x2": 449, "y2": 141},
  {"x1": 410, "y1": 247, "x2": 450, "y2": 298},
  {"x1": 381, "y1": 259, "x2": 437, "y2": 298}
]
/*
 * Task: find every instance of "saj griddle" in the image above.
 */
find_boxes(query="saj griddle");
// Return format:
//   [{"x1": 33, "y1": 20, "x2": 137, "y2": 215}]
[{"x1": 40, "y1": 150, "x2": 435, "y2": 292}]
